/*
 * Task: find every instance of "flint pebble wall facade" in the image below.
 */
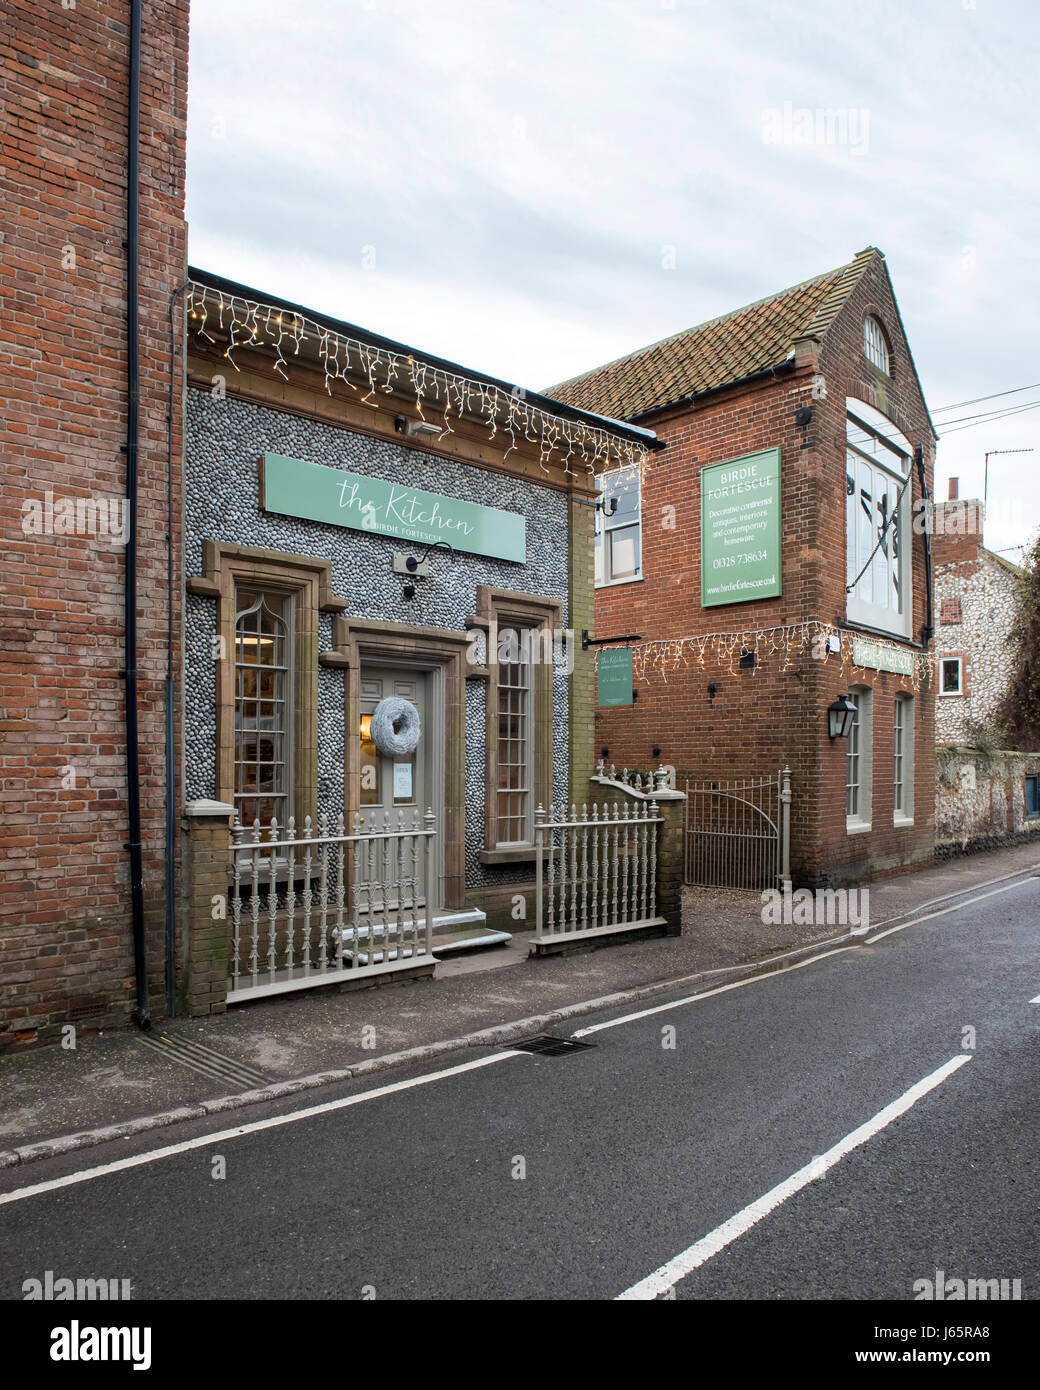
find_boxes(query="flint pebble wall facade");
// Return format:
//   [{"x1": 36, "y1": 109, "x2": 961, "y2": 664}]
[
  {"x1": 934, "y1": 548, "x2": 1023, "y2": 744},
  {"x1": 184, "y1": 387, "x2": 570, "y2": 888}
]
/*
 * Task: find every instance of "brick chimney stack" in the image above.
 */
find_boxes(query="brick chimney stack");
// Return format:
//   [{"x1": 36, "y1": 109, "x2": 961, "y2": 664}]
[{"x1": 932, "y1": 494, "x2": 985, "y2": 568}]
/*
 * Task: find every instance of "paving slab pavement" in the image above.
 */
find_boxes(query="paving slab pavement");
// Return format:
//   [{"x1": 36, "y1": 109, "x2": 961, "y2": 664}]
[{"x1": 1, "y1": 839, "x2": 1037, "y2": 1160}]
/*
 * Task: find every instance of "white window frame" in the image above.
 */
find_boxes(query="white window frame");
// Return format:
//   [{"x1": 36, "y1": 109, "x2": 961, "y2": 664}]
[
  {"x1": 939, "y1": 656, "x2": 963, "y2": 697},
  {"x1": 594, "y1": 465, "x2": 642, "y2": 587},
  {"x1": 864, "y1": 316, "x2": 890, "y2": 374},
  {"x1": 893, "y1": 694, "x2": 915, "y2": 826},
  {"x1": 846, "y1": 398, "x2": 913, "y2": 639},
  {"x1": 846, "y1": 686, "x2": 873, "y2": 834},
  {"x1": 233, "y1": 586, "x2": 295, "y2": 831},
  {"x1": 494, "y1": 625, "x2": 535, "y2": 847},
  {"x1": 1025, "y1": 774, "x2": 1040, "y2": 822}
]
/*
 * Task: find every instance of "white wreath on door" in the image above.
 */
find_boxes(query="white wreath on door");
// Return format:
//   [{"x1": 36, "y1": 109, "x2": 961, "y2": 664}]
[{"x1": 369, "y1": 697, "x2": 422, "y2": 756}]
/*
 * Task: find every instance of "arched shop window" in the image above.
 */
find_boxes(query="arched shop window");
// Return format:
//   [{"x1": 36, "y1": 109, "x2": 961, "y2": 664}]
[
  {"x1": 845, "y1": 398, "x2": 914, "y2": 639},
  {"x1": 495, "y1": 626, "x2": 534, "y2": 845},
  {"x1": 234, "y1": 589, "x2": 293, "y2": 828},
  {"x1": 475, "y1": 585, "x2": 560, "y2": 862}
]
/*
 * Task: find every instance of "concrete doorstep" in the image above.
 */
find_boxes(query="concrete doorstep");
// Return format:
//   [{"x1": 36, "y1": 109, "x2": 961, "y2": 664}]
[{"x1": 1, "y1": 839, "x2": 1038, "y2": 1171}]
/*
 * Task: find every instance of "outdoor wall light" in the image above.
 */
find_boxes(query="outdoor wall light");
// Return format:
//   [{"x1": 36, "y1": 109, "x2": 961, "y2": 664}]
[
  {"x1": 394, "y1": 415, "x2": 442, "y2": 440},
  {"x1": 396, "y1": 540, "x2": 455, "y2": 602},
  {"x1": 652, "y1": 745, "x2": 661, "y2": 760},
  {"x1": 707, "y1": 682, "x2": 718, "y2": 705},
  {"x1": 828, "y1": 694, "x2": 857, "y2": 739}
]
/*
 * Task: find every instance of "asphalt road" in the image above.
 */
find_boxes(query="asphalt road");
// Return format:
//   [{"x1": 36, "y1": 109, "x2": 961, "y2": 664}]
[{"x1": 1, "y1": 873, "x2": 1038, "y2": 1301}]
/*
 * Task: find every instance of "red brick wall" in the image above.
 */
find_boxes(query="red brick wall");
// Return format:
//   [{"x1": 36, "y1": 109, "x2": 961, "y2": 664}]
[
  {"x1": 595, "y1": 257, "x2": 936, "y2": 885},
  {"x1": 0, "y1": 1, "x2": 188, "y2": 1046},
  {"x1": 931, "y1": 500, "x2": 984, "y2": 569}
]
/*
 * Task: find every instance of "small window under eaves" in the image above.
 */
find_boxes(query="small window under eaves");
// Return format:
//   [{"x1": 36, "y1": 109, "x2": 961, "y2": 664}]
[{"x1": 864, "y1": 316, "x2": 890, "y2": 374}]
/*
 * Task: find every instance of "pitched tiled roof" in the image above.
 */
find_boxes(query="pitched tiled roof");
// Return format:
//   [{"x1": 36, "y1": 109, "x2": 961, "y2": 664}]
[{"x1": 548, "y1": 248, "x2": 883, "y2": 421}]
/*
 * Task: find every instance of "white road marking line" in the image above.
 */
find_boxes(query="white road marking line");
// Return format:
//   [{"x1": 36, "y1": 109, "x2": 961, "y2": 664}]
[
  {"x1": 0, "y1": 1052, "x2": 520, "y2": 1207},
  {"x1": 615, "y1": 1054, "x2": 973, "y2": 1300},
  {"x1": 1030, "y1": 996, "x2": 1040, "y2": 1005},
  {"x1": 575, "y1": 875, "x2": 1039, "y2": 1040},
  {"x1": 865, "y1": 863, "x2": 1040, "y2": 935},
  {"x1": 865, "y1": 878, "x2": 1037, "y2": 944},
  {"x1": 572, "y1": 949, "x2": 852, "y2": 1037}
]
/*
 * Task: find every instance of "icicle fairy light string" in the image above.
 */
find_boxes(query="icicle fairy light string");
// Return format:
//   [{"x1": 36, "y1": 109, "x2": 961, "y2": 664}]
[
  {"x1": 184, "y1": 281, "x2": 651, "y2": 479},
  {"x1": 595, "y1": 621, "x2": 934, "y2": 690}
]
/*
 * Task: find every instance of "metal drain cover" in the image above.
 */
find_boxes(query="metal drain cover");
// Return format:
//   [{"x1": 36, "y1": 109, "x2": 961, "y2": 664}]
[
  {"x1": 138, "y1": 1033, "x2": 271, "y2": 1089},
  {"x1": 506, "y1": 1034, "x2": 595, "y2": 1056}
]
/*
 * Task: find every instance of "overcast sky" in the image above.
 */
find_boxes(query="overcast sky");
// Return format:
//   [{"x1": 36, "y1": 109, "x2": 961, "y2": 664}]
[{"x1": 186, "y1": 0, "x2": 1040, "y2": 560}]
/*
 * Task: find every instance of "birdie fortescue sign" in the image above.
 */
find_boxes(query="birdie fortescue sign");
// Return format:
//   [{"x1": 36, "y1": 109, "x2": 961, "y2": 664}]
[
  {"x1": 700, "y1": 447, "x2": 782, "y2": 607},
  {"x1": 259, "y1": 452, "x2": 527, "y2": 563}
]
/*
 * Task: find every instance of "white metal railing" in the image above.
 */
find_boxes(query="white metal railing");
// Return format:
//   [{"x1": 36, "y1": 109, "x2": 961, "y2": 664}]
[
  {"x1": 533, "y1": 801, "x2": 666, "y2": 945},
  {"x1": 592, "y1": 762, "x2": 675, "y2": 796},
  {"x1": 228, "y1": 808, "x2": 437, "y2": 1002}
]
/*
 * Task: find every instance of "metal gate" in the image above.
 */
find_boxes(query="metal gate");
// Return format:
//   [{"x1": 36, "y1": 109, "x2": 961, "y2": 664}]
[{"x1": 684, "y1": 769, "x2": 791, "y2": 890}]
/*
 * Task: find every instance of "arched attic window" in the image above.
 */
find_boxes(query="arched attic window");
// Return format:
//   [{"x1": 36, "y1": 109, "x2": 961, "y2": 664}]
[{"x1": 863, "y1": 315, "x2": 891, "y2": 374}]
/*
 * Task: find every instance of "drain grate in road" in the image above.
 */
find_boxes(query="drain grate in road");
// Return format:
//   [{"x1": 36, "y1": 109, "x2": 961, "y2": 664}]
[
  {"x1": 138, "y1": 1033, "x2": 271, "y2": 1090},
  {"x1": 506, "y1": 1034, "x2": 595, "y2": 1057}
]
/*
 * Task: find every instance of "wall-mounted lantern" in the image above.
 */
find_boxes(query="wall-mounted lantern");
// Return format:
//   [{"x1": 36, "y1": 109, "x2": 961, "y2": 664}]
[
  {"x1": 392, "y1": 541, "x2": 455, "y2": 601},
  {"x1": 394, "y1": 415, "x2": 442, "y2": 441},
  {"x1": 828, "y1": 694, "x2": 857, "y2": 740}
]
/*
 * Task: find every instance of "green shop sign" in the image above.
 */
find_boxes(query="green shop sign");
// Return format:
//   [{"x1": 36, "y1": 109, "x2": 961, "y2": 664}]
[
  {"x1": 700, "y1": 447, "x2": 782, "y2": 607},
  {"x1": 259, "y1": 452, "x2": 526, "y2": 563},
  {"x1": 851, "y1": 637, "x2": 915, "y2": 676},
  {"x1": 597, "y1": 647, "x2": 634, "y2": 707}
]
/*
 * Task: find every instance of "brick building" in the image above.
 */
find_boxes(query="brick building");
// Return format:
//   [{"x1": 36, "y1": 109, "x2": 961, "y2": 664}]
[
  {"x1": 551, "y1": 248, "x2": 938, "y2": 886},
  {"x1": 0, "y1": 0, "x2": 658, "y2": 1040},
  {"x1": 932, "y1": 490, "x2": 1026, "y2": 745},
  {"x1": 2, "y1": 1, "x2": 190, "y2": 1046}
]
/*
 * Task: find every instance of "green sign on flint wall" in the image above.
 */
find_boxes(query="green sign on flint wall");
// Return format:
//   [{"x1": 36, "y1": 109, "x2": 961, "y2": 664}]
[
  {"x1": 259, "y1": 452, "x2": 526, "y2": 563},
  {"x1": 700, "y1": 447, "x2": 782, "y2": 607},
  {"x1": 597, "y1": 647, "x2": 634, "y2": 707}
]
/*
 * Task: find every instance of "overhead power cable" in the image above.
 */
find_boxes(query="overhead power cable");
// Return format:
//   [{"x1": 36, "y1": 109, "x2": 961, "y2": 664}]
[
  {"x1": 932, "y1": 381, "x2": 1040, "y2": 414},
  {"x1": 936, "y1": 398, "x2": 1040, "y2": 428},
  {"x1": 938, "y1": 399, "x2": 1040, "y2": 437}
]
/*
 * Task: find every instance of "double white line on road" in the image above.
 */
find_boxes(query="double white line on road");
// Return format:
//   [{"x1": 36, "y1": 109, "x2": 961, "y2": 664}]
[{"x1": 616, "y1": 1054, "x2": 974, "y2": 1300}]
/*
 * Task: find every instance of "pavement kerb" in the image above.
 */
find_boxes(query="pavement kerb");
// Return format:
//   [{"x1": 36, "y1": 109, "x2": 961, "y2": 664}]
[
  {"x1": 3, "y1": 857, "x2": 1036, "y2": 1175},
  {"x1": 0, "y1": 928, "x2": 863, "y2": 1173}
]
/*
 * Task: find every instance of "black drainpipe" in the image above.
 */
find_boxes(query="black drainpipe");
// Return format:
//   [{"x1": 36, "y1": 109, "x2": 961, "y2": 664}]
[
  {"x1": 124, "y1": 0, "x2": 149, "y2": 1029},
  {"x1": 166, "y1": 278, "x2": 190, "y2": 1016},
  {"x1": 915, "y1": 444, "x2": 934, "y2": 648}
]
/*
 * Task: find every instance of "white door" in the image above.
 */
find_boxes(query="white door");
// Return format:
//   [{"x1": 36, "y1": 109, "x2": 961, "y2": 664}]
[{"x1": 359, "y1": 667, "x2": 436, "y2": 914}]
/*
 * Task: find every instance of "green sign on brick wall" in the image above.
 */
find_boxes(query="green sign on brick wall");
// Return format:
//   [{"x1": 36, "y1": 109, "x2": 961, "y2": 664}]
[
  {"x1": 701, "y1": 447, "x2": 782, "y2": 607},
  {"x1": 598, "y1": 647, "x2": 634, "y2": 707},
  {"x1": 851, "y1": 637, "x2": 915, "y2": 676},
  {"x1": 260, "y1": 452, "x2": 526, "y2": 563}
]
